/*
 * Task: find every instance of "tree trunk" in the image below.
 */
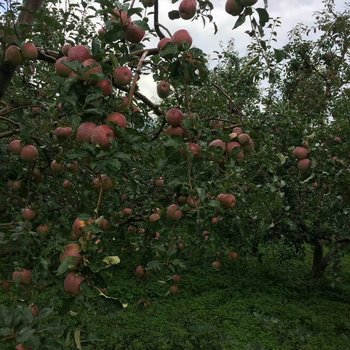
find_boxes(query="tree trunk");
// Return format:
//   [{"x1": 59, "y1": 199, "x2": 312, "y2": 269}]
[{"x1": 311, "y1": 239, "x2": 327, "y2": 279}]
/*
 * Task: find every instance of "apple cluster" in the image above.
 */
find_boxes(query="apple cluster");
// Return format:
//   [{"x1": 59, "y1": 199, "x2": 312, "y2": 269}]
[
  {"x1": 292, "y1": 144, "x2": 312, "y2": 171},
  {"x1": 5, "y1": 42, "x2": 38, "y2": 66}
]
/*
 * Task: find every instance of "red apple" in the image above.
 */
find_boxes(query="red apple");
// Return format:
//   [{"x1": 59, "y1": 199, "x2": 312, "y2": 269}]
[
  {"x1": 209, "y1": 139, "x2": 226, "y2": 151},
  {"x1": 166, "y1": 108, "x2": 184, "y2": 127},
  {"x1": 63, "y1": 179, "x2": 74, "y2": 189},
  {"x1": 149, "y1": 213, "x2": 161, "y2": 223},
  {"x1": 228, "y1": 251, "x2": 239, "y2": 261},
  {"x1": 93, "y1": 174, "x2": 114, "y2": 191},
  {"x1": 96, "y1": 79, "x2": 113, "y2": 96},
  {"x1": 15, "y1": 344, "x2": 26, "y2": 350},
  {"x1": 186, "y1": 195, "x2": 200, "y2": 208},
  {"x1": 30, "y1": 303, "x2": 40, "y2": 316},
  {"x1": 5, "y1": 45, "x2": 23, "y2": 65},
  {"x1": 113, "y1": 66, "x2": 132, "y2": 85},
  {"x1": 64, "y1": 272, "x2": 84, "y2": 295},
  {"x1": 154, "y1": 177, "x2": 164, "y2": 187},
  {"x1": 172, "y1": 29, "x2": 192, "y2": 49},
  {"x1": 172, "y1": 274, "x2": 182, "y2": 282},
  {"x1": 166, "y1": 204, "x2": 183, "y2": 220},
  {"x1": 135, "y1": 265, "x2": 145, "y2": 278},
  {"x1": 292, "y1": 146, "x2": 309, "y2": 160},
  {"x1": 8, "y1": 139, "x2": 23, "y2": 154},
  {"x1": 125, "y1": 22, "x2": 145, "y2": 43},
  {"x1": 158, "y1": 38, "x2": 172, "y2": 50},
  {"x1": 165, "y1": 126, "x2": 184, "y2": 137},
  {"x1": 50, "y1": 160, "x2": 65, "y2": 174},
  {"x1": 36, "y1": 224, "x2": 49, "y2": 234},
  {"x1": 212, "y1": 261, "x2": 221, "y2": 270},
  {"x1": 68, "y1": 44, "x2": 92, "y2": 62},
  {"x1": 72, "y1": 218, "x2": 87, "y2": 239},
  {"x1": 82, "y1": 58, "x2": 102, "y2": 82},
  {"x1": 157, "y1": 80, "x2": 171, "y2": 98},
  {"x1": 55, "y1": 126, "x2": 73, "y2": 139},
  {"x1": 21, "y1": 42, "x2": 38, "y2": 60},
  {"x1": 111, "y1": 8, "x2": 131, "y2": 27},
  {"x1": 169, "y1": 285, "x2": 179, "y2": 295},
  {"x1": 122, "y1": 208, "x2": 133, "y2": 216},
  {"x1": 60, "y1": 243, "x2": 82, "y2": 265},
  {"x1": 237, "y1": 133, "x2": 252, "y2": 146},
  {"x1": 225, "y1": 0, "x2": 243, "y2": 16},
  {"x1": 22, "y1": 208, "x2": 36, "y2": 221},
  {"x1": 90, "y1": 125, "x2": 116, "y2": 149},
  {"x1": 105, "y1": 112, "x2": 127, "y2": 128},
  {"x1": 227, "y1": 141, "x2": 244, "y2": 160},
  {"x1": 217, "y1": 193, "x2": 236, "y2": 208},
  {"x1": 76, "y1": 122, "x2": 97, "y2": 143},
  {"x1": 297, "y1": 158, "x2": 311, "y2": 171},
  {"x1": 12, "y1": 269, "x2": 32, "y2": 284},
  {"x1": 61, "y1": 43, "x2": 72, "y2": 56},
  {"x1": 20, "y1": 145, "x2": 38, "y2": 162},
  {"x1": 188, "y1": 142, "x2": 201, "y2": 157},
  {"x1": 179, "y1": 0, "x2": 197, "y2": 20},
  {"x1": 55, "y1": 56, "x2": 72, "y2": 77}
]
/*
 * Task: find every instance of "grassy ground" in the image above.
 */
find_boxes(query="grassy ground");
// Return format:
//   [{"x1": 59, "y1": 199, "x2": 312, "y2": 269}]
[{"x1": 1, "y1": 247, "x2": 350, "y2": 349}]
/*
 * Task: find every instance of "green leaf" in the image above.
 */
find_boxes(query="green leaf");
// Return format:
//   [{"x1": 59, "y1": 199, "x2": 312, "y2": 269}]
[
  {"x1": 255, "y1": 8, "x2": 269, "y2": 27},
  {"x1": 233, "y1": 14, "x2": 246, "y2": 29}
]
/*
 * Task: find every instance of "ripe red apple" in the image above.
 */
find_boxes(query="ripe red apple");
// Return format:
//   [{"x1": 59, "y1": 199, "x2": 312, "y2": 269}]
[
  {"x1": 12, "y1": 269, "x2": 32, "y2": 284},
  {"x1": 172, "y1": 274, "x2": 182, "y2": 282},
  {"x1": 211, "y1": 216, "x2": 221, "y2": 225},
  {"x1": 21, "y1": 42, "x2": 38, "y2": 60},
  {"x1": 232, "y1": 126, "x2": 243, "y2": 135},
  {"x1": 165, "y1": 126, "x2": 184, "y2": 137},
  {"x1": 158, "y1": 38, "x2": 172, "y2": 50},
  {"x1": 20, "y1": 144, "x2": 38, "y2": 162},
  {"x1": 297, "y1": 158, "x2": 311, "y2": 171},
  {"x1": 217, "y1": 194, "x2": 237, "y2": 208},
  {"x1": 61, "y1": 43, "x2": 72, "y2": 56},
  {"x1": 209, "y1": 139, "x2": 226, "y2": 151},
  {"x1": 5, "y1": 45, "x2": 23, "y2": 65},
  {"x1": 135, "y1": 265, "x2": 145, "y2": 278},
  {"x1": 122, "y1": 208, "x2": 133, "y2": 216},
  {"x1": 93, "y1": 174, "x2": 114, "y2": 191},
  {"x1": 228, "y1": 251, "x2": 239, "y2": 261},
  {"x1": 166, "y1": 108, "x2": 184, "y2": 127},
  {"x1": 113, "y1": 66, "x2": 133, "y2": 85},
  {"x1": 188, "y1": 142, "x2": 201, "y2": 157},
  {"x1": 67, "y1": 161, "x2": 79, "y2": 173},
  {"x1": 16, "y1": 344, "x2": 26, "y2": 350},
  {"x1": 99, "y1": 218, "x2": 111, "y2": 231},
  {"x1": 125, "y1": 22, "x2": 145, "y2": 43},
  {"x1": 22, "y1": 208, "x2": 36, "y2": 221},
  {"x1": 68, "y1": 44, "x2": 92, "y2": 62},
  {"x1": 63, "y1": 179, "x2": 74, "y2": 189},
  {"x1": 149, "y1": 213, "x2": 161, "y2": 223},
  {"x1": 166, "y1": 204, "x2": 183, "y2": 220},
  {"x1": 55, "y1": 126, "x2": 73, "y2": 139},
  {"x1": 96, "y1": 79, "x2": 113, "y2": 96},
  {"x1": 237, "y1": 133, "x2": 252, "y2": 146},
  {"x1": 179, "y1": 0, "x2": 197, "y2": 20},
  {"x1": 157, "y1": 81, "x2": 171, "y2": 98},
  {"x1": 30, "y1": 303, "x2": 40, "y2": 317},
  {"x1": 172, "y1": 29, "x2": 192, "y2": 49},
  {"x1": 36, "y1": 224, "x2": 49, "y2": 235},
  {"x1": 292, "y1": 146, "x2": 309, "y2": 160},
  {"x1": 76, "y1": 122, "x2": 97, "y2": 143},
  {"x1": 225, "y1": 0, "x2": 243, "y2": 16},
  {"x1": 186, "y1": 195, "x2": 200, "y2": 208},
  {"x1": 111, "y1": 8, "x2": 131, "y2": 27},
  {"x1": 154, "y1": 177, "x2": 164, "y2": 187},
  {"x1": 72, "y1": 218, "x2": 87, "y2": 239},
  {"x1": 82, "y1": 58, "x2": 102, "y2": 82},
  {"x1": 50, "y1": 160, "x2": 65, "y2": 174},
  {"x1": 55, "y1": 57, "x2": 72, "y2": 77},
  {"x1": 212, "y1": 261, "x2": 221, "y2": 270},
  {"x1": 169, "y1": 285, "x2": 179, "y2": 295},
  {"x1": 105, "y1": 112, "x2": 127, "y2": 128},
  {"x1": 64, "y1": 272, "x2": 84, "y2": 295},
  {"x1": 8, "y1": 139, "x2": 23, "y2": 154},
  {"x1": 90, "y1": 125, "x2": 116, "y2": 149},
  {"x1": 60, "y1": 243, "x2": 82, "y2": 266},
  {"x1": 227, "y1": 141, "x2": 244, "y2": 160},
  {"x1": 8, "y1": 180, "x2": 22, "y2": 191}
]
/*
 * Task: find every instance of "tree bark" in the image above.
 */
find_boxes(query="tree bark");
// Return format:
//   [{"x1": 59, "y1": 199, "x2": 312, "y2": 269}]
[{"x1": 311, "y1": 239, "x2": 327, "y2": 279}]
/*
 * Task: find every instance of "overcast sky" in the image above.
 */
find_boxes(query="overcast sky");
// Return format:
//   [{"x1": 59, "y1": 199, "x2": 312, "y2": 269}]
[{"x1": 140, "y1": 0, "x2": 347, "y2": 100}]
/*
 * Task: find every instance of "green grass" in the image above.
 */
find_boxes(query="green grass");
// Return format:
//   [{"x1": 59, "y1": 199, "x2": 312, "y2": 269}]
[{"x1": 1, "y1": 248, "x2": 350, "y2": 349}]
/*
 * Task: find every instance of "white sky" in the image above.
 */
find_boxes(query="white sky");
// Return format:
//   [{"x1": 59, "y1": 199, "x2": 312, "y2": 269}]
[{"x1": 138, "y1": 0, "x2": 347, "y2": 100}]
